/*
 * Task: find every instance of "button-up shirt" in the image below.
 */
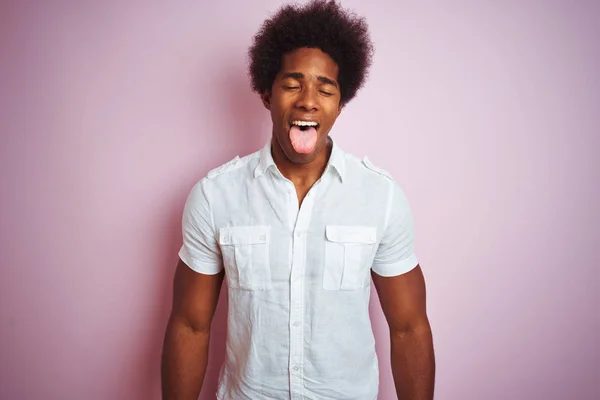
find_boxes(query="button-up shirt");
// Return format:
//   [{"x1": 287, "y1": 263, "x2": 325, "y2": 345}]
[{"x1": 179, "y1": 138, "x2": 418, "y2": 400}]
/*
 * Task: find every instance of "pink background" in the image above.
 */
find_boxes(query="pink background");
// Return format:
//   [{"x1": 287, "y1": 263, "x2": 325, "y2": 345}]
[{"x1": 1, "y1": 1, "x2": 599, "y2": 399}]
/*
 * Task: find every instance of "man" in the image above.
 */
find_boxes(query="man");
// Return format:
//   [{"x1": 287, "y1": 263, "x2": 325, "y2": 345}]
[{"x1": 161, "y1": 1, "x2": 435, "y2": 399}]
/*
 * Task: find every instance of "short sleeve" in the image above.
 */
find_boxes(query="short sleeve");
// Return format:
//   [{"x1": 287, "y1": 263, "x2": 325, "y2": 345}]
[
  {"x1": 178, "y1": 180, "x2": 223, "y2": 274},
  {"x1": 371, "y1": 181, "x2": 419, "y2": 277}
]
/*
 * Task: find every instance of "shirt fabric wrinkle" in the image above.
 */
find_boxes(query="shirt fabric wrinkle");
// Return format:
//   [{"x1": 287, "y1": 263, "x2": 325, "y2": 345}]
[{"x1": 179, "y1": 138, "x2": 418, "y2": 399}]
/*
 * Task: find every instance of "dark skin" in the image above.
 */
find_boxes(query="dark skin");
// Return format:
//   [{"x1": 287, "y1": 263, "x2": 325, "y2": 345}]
[
  {"x1": 261, "y1": 47, "x2": 342, "y2": 205},
  {"x1": 161, "y1": 47, "x2": 435, "y2": 400},
  {"x1": 372, "y1": 267, "x2": 435, "y2": 400},
  {"x1": 161, "y1": 262, "x2": 224, "y2": 399}
]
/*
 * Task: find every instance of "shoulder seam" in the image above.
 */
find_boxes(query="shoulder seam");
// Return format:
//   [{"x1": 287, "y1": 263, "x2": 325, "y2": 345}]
[
  {"x1": 361, "y1": 156, "x2": 394, "y2": 181},
  {"x1": 207, "y1": 156, "x2": 242, "y2": 179}
]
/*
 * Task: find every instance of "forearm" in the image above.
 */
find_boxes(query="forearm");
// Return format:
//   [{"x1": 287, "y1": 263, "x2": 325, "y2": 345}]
[
  {"x1": 390, "y1": 326, "x2": 435, "y2": 400},
  {"x1": 161, "y1": 319, "x2": 211, "y2": 400}
]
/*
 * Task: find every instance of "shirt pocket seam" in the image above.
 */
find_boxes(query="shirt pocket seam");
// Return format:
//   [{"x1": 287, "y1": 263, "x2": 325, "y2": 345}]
[
  {"x1": 323, "y1": 225, "x2": 377, "y2": 290},
  {"x1": 218, "y1": 226, "x2": 271, "y2": 290}
]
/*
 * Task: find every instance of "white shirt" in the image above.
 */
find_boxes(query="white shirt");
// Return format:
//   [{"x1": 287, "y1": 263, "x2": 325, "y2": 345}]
[{"x1": 179, "y1": 139, "x2": 418, "y2": 400}]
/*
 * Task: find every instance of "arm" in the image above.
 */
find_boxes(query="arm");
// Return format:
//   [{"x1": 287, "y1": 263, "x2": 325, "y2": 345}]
[
  {"x1": 162, "y1": 179, "x2": 224, "y2": 399},
  {"x1": 372, "y1": 265, "x2": 435, "y2": 400},
  {"x1": 161, "y1": 258, "x2": 224, "y2": 400}
]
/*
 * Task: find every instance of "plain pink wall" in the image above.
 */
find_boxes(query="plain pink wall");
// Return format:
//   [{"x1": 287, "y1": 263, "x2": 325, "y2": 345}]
[{"x1": 1, "y1": 1, "x2": 599, "y2": 399}]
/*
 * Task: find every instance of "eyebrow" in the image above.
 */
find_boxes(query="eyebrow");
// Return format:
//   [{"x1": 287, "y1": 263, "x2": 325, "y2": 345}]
[{"x1": 281, "y1": 72, "x2": 339, "y2": 88}]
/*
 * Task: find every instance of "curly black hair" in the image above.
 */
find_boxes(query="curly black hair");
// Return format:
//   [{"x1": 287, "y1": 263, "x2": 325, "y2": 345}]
[{"x1": 248, "y1": 0, "x2": 374, "y2": 106}]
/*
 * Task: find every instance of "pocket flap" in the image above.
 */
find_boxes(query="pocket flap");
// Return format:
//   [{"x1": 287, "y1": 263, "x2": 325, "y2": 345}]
[
  {"x1": 218, "y1": 226, "x2": 269, "y2": 245},
  {"x1": 325, "y1": 226, "x2": 377, "y2": 244}
]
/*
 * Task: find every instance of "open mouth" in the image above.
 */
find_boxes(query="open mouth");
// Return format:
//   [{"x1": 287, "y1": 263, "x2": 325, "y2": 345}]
[
  {"x1": 290, "y1": 120, "x2": 320, "y2": 131},
  {"x1": 288, "y1": 120, "x2": 320, "y2": 154}
]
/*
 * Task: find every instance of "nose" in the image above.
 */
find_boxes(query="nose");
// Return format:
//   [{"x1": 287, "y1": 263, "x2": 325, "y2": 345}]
[{"x1": 295, "y1": 87, "x2": 319, "y2": 111}]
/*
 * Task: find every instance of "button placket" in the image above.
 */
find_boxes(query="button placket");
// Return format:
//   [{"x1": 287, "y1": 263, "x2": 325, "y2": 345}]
[
  {"x1": 287, "y1": 182, "x2": 299, "y2": 231},
  {"x1": 288, "y1": 182, "x2": 319, "y2": 399},
  {"x1": 289, "y1": 231, "x2": 304, "y2": 396}
]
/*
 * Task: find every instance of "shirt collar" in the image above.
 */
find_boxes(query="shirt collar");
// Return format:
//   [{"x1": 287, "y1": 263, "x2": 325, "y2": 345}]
[
  {"x1": 326, "y1": 137, "x2": 346, "y2": 182},
  {"x1": 254, "y1": 136, "x2": 346, "y2": 182},
  {"x1": 254, "y1": 139, "x2": 277, "y2": 178}
]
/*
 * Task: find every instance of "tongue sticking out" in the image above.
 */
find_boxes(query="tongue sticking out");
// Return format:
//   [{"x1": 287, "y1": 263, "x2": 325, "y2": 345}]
[{"x1": 289, "y1": 125, "x2": 318, "y2": 154}]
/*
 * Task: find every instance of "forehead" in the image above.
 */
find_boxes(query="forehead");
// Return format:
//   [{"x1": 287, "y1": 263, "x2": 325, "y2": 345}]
[{"x1": 279, "y1": 47, "x2": 339, "y2": 80}]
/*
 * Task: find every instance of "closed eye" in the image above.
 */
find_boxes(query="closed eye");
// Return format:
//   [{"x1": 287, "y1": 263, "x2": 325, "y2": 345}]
[
  {"x1": 283, "y1": 86, "x2": 299, "y2": 90},
  {"x1": 320, "y1": 90, "x2": 333, "y2": 96}
]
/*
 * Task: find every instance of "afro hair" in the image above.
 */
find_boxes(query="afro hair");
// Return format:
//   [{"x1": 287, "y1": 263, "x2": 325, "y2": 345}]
[{"x1": 248, "y1": 0, "x2": 374, "y2": 106}]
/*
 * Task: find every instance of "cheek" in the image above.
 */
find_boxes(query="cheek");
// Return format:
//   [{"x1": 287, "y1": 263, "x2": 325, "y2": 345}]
[
  {"x1": 272, "y1": 98, "x2": 292, "y2": 119},
  {"x1": 269, "y1": 102, "x2": 285, "y2": 122},
  {"x1": 324, "y1": 106, "x2": 341, "y2": 125}
]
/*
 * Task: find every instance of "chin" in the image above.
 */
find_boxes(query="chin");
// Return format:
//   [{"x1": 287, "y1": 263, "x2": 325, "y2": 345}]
[
  {"x1": 274, "y1": 128, "x2": 327, "y2": 165},
  {"x1": 284, "y1": 146, "x2": 318, "y2": 164}
]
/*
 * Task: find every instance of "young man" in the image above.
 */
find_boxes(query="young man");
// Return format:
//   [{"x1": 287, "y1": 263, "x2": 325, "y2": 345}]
[{"x1": 161, "y1": 1, "x2": 435, "y2": 399}]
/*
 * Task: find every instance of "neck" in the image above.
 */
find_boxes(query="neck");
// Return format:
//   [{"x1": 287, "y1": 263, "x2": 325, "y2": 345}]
[{"x1": 271, "y1": 136, "x2": 332, "y2": 188}]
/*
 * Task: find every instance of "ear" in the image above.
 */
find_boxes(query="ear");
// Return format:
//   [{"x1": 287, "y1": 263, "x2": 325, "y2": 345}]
[
  {"x1": 337, "y1": 102, "x2": 344, "y2": 116},
  {"x1": 260, "y1": 90, "x2": 271, "y2": 110}
]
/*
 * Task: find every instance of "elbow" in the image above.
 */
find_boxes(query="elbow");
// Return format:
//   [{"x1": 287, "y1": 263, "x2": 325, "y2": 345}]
[
  {"x1": 186, "y1": 317, "x2": 212, "y2": 336},
  {"x1": 168, "y1": 314, "x2": 212, "y2": 337},
  {"x1": 189, "y1": 324, "x2": 211, "y2": 335},
  {"x1": 184, "y1": 323, "x2": 210, "y2": 336},
  {"x1": 389, "y1": 319, "x2": 432, "y2": 341}
]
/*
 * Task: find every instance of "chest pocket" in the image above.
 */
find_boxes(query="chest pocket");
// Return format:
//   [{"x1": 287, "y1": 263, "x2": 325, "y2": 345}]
[
  {"x1": 323, "y1": 226, "x2": 377, "y2": 290},
  {"x1": 218, "y1": 226, "x2": 271, "y2": 291}
]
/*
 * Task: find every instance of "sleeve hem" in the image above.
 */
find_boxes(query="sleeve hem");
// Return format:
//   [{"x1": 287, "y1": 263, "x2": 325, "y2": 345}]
[
  {"x1": 178, "y1": 248, "x2": 223, "y2": 275},
  {"x1": 371, "y1": 254, "x2": 418, "y2": 277}
]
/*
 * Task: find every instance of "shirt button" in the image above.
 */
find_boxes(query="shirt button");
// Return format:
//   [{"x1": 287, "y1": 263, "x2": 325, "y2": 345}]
[
  {"x1": 293, "y1": 321, "x2": 300, "y2": 327},
  {"x1": 293, "y1": 366, "x2": 299, "y2": 371}
]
